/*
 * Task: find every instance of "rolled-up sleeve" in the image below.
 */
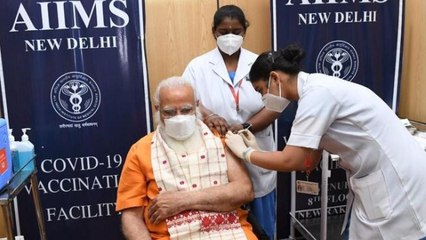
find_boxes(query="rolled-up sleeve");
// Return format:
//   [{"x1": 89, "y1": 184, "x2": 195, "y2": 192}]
[{"x1": 116, "y1": 137, "x2": 151, "y2": 212}]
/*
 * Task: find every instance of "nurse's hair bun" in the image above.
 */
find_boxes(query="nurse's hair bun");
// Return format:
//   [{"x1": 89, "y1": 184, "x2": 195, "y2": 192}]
[
  {"x1": 271, "y1": 43, "x2": 305, "y2": 74},
  {"x1": 278, "y1": 43, "x2": 305, "y2": 66}
]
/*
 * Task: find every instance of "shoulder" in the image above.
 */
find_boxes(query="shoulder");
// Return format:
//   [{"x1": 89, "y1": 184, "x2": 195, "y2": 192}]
[
  {"x1": 128, "y1": 132, "x2": 155, "y2": 155},
  {"x1": 134, "y1": 131, "x2": 155, "y2": 145},
  {"x1": 303, "y1": 73, "x2": 339, "y2": 93},
  {"x1": 186, "y1": 49, "x2": 218, "y2": 66},
  {"x1": 123, "y1": 132, "x2": 156, "y2": 175},
  {"x1": 241, "y1": 48, "x2": 258, "y2": 59},
  {"x1": 308, "y1": 73, "x2": 353, "y2": 89},
  {"x1": 239, "y1": 48, "x2": 259, "y2": 67},
  {"x1": 297, "y1": 75, "x2": 343, "y2": 114}
]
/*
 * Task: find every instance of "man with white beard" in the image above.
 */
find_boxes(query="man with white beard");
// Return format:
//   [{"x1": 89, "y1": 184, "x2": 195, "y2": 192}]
[{"x1": 116, "y1": 76, "x2": 257, "y2": 240}]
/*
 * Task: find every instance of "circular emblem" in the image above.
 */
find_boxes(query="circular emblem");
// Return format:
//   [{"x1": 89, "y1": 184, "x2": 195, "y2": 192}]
[
  {"x1": 316, "y1": 40, "x2": 359, "y2": 81},
  {"x1": 50, "y1": 71, "x2": 101, "y2": 122}
]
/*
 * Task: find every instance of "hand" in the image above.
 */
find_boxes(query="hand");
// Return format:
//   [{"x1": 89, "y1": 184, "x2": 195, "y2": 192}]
[
  {"x1": 204, "y1": 113, "x2": 229, "y2": 136},
  {"x1": 238, "y1": 129, "x2": 261, "y2": 150},
  {"x1": 225, "y1": 131, "x2": 249, "y2": 159},
  {"x1": 148, "y1": 191, "x2": 186, "y2": 224}
]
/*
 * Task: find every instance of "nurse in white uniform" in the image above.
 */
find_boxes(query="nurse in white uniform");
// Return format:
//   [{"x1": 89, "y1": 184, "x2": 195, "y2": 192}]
[
  {"x1": 225, "y1": 44, "x2": 426, "y2": 240},
  {"x1": 182, "y1": 5, "x2": 279, "y2": 240}
]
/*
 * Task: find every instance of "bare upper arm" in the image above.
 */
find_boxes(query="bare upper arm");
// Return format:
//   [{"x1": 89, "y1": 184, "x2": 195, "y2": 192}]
[
  {"x1": 121, "y1": 207, "x2": 144, "y2": 221},
  {"x1": 121, "y1": 207, "x2": 153, "y2": 240},
  {"x1": 224, "y1": 146, "x2": 252, "y2": 185}
]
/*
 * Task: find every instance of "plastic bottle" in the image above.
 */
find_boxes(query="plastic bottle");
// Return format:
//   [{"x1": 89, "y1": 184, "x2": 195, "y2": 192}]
[
  {"x1": 8, "y1": 129, "x2": 20, "y2": 173},
  {"x1": 17, "y1": 128, "x2": 35, "y2": 172},
  {"x1": 0, "y1": 119, "x2": 12, "y2": 190}
]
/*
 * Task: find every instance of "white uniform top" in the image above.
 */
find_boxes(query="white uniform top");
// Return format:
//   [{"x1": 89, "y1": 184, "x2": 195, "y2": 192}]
[
  {"x1": 288, "y1": 71, "x2": 426, "y2": 240},
  {"x1": 183, "y1": 48, "x2": 277, "y2": 197}
]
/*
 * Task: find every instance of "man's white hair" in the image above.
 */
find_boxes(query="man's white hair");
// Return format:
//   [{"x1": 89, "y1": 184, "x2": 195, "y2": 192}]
[
  {"x1": 152, "y1": 76, "x2": 201, "y2": 127},
  {"x1": 153, "y1": 76, "x2": 196, "y2": 106}
]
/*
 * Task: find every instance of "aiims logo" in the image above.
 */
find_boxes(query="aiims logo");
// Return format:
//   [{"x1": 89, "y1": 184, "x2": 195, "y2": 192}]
[
  {"x1": 50, "y1": 72, "x2": 101, "y2": 122},
  {"x1": 316, "y1": 40, "x2": 359, "y2": 81}
]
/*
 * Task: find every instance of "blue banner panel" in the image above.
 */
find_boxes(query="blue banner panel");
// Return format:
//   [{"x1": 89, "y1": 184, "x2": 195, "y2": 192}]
[
  {"x1": 0, "y1": 0, "x2": 150, "y2": 239},
  {"x1": 274, "y1": 0, "x2": 403, "y2": 108},
  {"x1": 272, "y1": 0, "x2": 404, "y2": 238}
]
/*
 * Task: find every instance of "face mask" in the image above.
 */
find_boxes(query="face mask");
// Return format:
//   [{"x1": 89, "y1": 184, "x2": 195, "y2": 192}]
[
  {"x1": 164, "y1": 115, "x2": 196, "y2": 141},
  {"x1": 262, "y1": 77, "x2": 290, "y2": 113},
  {"x1": 216, "y1": 33, "x2": 243, "y2": 56}
]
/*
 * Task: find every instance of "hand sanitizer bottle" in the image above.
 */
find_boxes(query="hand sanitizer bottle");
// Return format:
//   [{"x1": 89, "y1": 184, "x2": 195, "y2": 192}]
[
  {"x1": 8, "y1": 129, "x2": 20, "y2": 173},
  {"x1": 18, "y1": 128, "x2": 35, "y2": 172}
]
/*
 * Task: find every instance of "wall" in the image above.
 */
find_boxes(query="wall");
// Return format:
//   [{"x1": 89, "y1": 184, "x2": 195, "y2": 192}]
[
  {"x1": 0, "y1": 0, "x2": 422, "y2": 238},
  {"x1": 145, "y1": 0, "x2": 426, "y2": 125},
  {"x1": 398, "y1": 0, "x2": 426, "y2": 124},
  {"x1": 144, "y1": 0, "x2": 271, "y2": 106}
]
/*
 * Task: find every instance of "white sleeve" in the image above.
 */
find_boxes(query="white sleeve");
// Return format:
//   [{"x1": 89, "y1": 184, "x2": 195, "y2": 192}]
[{"x1": 287, "y1": 86, "x2": 340, "y2": 149}]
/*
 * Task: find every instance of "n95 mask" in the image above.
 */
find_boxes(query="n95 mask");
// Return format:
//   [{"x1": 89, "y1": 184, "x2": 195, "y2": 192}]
[
  {"x1": 164, "y1": 115, "x2": 196, "y2": 141},
  {"x1": 262, "y1": 78, "x2": 290, "y2": 113},
  {"x1": 217, "y1": 34, "x2": 243, "y2": 56}
]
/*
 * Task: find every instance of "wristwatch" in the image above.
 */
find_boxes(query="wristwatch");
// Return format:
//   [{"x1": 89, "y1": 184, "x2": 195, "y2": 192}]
[{"x1": 241, "y1": 122, "x2": 252, "y2": 130}]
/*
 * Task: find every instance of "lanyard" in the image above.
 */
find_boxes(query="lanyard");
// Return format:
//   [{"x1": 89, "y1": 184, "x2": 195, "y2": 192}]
[{"x1": 228, "y1": 81, "x2": 243, "y2": 111}]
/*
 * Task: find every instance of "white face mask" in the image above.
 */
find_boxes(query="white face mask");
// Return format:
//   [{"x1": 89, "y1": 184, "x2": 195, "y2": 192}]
[
  {"x1": 216, "y1": 33, "x2": 243, "y2": 56},
  {"x1": 164, "y1": 115, "x2": 196, "y2": 141},
  {"x1": 262, "y1": 77, "x2": 290, "y2": 113}
]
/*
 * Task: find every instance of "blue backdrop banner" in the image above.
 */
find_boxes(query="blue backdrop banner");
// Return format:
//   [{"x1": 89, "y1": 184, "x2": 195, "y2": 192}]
[
  {"x1": 272, "y1": 0, "x2": 404, "y2": 238},
  {"x1": 0, "y1": 0, "x2": 150, "y2": 239}
]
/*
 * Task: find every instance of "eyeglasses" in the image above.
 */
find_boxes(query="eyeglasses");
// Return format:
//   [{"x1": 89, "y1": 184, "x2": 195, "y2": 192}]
[{"x1": 160, "y1": 105, "x2": 194, "y2": 119}]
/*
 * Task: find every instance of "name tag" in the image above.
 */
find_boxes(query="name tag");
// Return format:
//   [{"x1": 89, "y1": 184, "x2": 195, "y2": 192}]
[{"x1": 296, "y1": 180, "x2": 319, "y2": 195}]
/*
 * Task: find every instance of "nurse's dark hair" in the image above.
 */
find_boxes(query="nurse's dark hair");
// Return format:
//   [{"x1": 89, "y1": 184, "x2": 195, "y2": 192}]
[
  {"x1": 212, "y1": 5, "x2": 249, "y2": 32},
  {"x1": 249, "y1": 43, "x2": 305, "y2": 82}
]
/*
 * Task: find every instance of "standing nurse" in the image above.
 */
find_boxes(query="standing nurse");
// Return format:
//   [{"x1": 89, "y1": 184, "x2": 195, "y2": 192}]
[
  {"x1": 183, "y1": 5, "x2": 278, "y2": 239},
  {"x1": 226, "y1": 44, "x2": 426, "y2": 240}
]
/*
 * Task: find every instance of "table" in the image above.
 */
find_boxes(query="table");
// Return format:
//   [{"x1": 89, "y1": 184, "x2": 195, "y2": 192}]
[
  {"x1": 0, "y1": 158, "x2": 47, "y2": 240},
  {"x1": 289, "y1": 152, "x2": 345, "y2": 240}
]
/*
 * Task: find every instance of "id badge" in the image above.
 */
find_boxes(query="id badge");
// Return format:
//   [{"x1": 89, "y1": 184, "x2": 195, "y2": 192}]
[{"x1": 296, "y1": 180, "x2": 319, "y2": 195}]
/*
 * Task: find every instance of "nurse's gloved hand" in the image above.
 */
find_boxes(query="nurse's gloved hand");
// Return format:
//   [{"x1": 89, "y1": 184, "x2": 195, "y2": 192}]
[
  {"x1": 238, "y1": 129, "x2": 261, "y2": 150},
  {"x1": 225, "y1": 131, "x2": 254, "y2": 162}
]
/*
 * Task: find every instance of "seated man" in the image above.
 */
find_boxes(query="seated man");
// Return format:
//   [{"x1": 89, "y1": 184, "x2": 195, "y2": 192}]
[{"x1": 116, "y1": 76, "x2": 257, "y2": 240}]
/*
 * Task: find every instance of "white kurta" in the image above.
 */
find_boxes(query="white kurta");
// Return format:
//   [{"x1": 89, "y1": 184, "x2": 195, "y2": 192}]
[
  {"x1": 288, "y1": 71, "x2": 426, "y2": 240},
  {"x1": 183, "y1": 48, "x2": 277, "y2": 197}
]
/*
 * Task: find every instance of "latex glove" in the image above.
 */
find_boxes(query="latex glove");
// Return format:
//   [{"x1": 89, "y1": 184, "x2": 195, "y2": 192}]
[
  {"x1": 225, "y1": 131, "x2": 254, "y2": 162},
  {"x1": 238, "y1": 129, "x2": 261, "y2": 150}
]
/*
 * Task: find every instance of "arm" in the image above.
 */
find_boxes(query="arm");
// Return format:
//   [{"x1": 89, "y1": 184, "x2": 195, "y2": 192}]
[
  {"x1": 121, "y1": 207, "x2": 152, "y2": 240},
  {"x1": 249, "y1": 145, "x2": 322, "y2": 172},
  {"x1": 147, "y1": 146, "x2": 254, "y2": 224},
  {"x1": 225, "y1": 129, "x2": 322, "y2": 172},
  {"x1": 229, "y1": 107, "x2": 280, "y2": 133},
  {"x1": 242, "y1": 86, "x2": 338, "y2": 170},
  {"x1": 189, "y1": 145, "x2": 254, "y2": 209},
  {"x1": 245, "y1": 107, "x2": 281, "y2": 133},
  {"x1": 116, "y1": 138, "x2": 153, "y2": 238}
]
